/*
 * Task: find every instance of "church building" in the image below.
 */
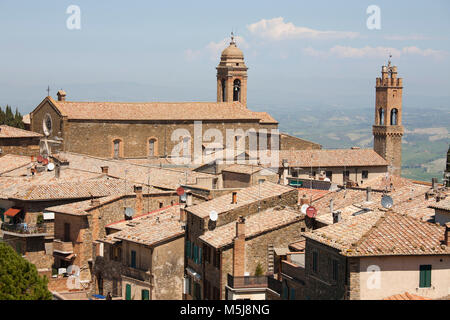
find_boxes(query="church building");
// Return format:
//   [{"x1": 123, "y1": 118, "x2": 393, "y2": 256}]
[{"x1": 29, "y1": 35, "x2": 319, "y2": 160}]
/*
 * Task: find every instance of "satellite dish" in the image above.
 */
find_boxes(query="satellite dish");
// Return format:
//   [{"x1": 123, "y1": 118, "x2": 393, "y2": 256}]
[
  {"x1": 300, "y1": 204, "x2": 309, "y2": 214},
  {"x1": 180, "y1": 193, "x2": 187, "y2": 202},
  {"x1": 47, "y1": 163, "x2": 55, "y2": 171},
  {"x1": 177, "y1": 187, "x2": 185, "y2": 196},
  {"x1": 381, "y1": 195, "x2": 394, "y2": 209},
  {"x1": 324, "y1": 178, "x2": 331, "y2": 182},
  {"x1": 306, "y1": 206, "x2": 317, "y2": 219},
  {"x1": 124, "y1": 207, "x2": 135, "y2": 218},
  {"x1": 209, "y1": 210, "x2": 218, "y2": 222}
]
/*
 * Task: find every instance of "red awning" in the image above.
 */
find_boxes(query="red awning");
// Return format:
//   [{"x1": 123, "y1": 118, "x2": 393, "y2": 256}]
[{"x1": 5, "y1": 208, "x2": 21, "y2": 217}]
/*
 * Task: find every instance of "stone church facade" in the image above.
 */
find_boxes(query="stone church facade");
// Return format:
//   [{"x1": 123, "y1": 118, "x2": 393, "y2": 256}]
[{"x1": 29, "y1": 36, "x2": 319, "y2": 160}]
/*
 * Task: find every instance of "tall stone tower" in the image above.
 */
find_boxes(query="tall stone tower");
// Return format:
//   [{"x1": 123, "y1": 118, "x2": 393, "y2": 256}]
[
  {"x1": 372, "y1": 60, "x2": 404, "y2": 176},
  {"x1": 216, "y1": 34, "x2": 248, "y2": 107}
]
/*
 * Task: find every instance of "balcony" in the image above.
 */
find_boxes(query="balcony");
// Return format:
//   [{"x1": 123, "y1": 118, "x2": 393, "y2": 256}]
[
  {"x1": 53, "y1": 239, "x2": 74, "y2": 254},
  {"x1": 122, "y1": 266, "x2": 152, "y2": 283},
  {"x1": 1, "y1": 223, "x2": 47, "y2": 237},
  {"x1": 227, "y1": 274, "x2": 269, "y2": 289}
]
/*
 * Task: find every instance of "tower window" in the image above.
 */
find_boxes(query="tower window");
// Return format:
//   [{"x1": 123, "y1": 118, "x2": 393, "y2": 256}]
[
  {"x1": 221, "y1": 79, "x2": 226, "y2": 102},
  {"x1": 233, "y1": 79, "x2": 241, "y2": 102},
  {"x1": 148, "y1": 138, "x2": 157, "y2": 157},
  {"x1": 391, "y1": 108, "x2": 398, "y2": 125},
  {"x1": 113, "y1": 139, "x2": 122, "y2": 159},
  {"x1": 379, "y1": 108, "x2": 385, "y2": 125}
]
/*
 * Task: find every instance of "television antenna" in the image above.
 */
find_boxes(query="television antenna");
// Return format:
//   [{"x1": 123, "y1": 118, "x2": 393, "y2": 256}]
[{"x1": 209, "y1": 210, "x2": 218, "y2": 222}]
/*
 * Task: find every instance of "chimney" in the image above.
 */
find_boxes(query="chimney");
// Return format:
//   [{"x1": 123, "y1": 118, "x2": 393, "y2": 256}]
[
  {"x1": 186, "y1": 192, "x2": 193, "y2": 207},
  {"x1": 179, "y1": 206, "x2": 186, "y2": 223},
  {"x1": 134, "y1": 185, "x2": 143, "y2": 216},
  {"x1": 101, "y1": 166, "x2": 109, "y2": 175},
  {"x1": 233, "y1": 216, "x2": 246, "y2": 277},
  {"x1": 329, "y1": 199, "x2": 334, "y2": 214},
  {"x1": 432, "y1": 178, "x2": 437, "y2": 191},
  {"x1": 57, "y1": 90, "x2": 66, "y2": 101},
  {"x1": 282, "y1": 159, "x2": 289, "y2": 185},
  {"x1": 55, "y1": 165, "x2": 60, "y2": 179},
  {"x1": 444, "y1": 223, "x2": 450, "y2": 246},
  {"x1": 231, "y1": 192, "x2": 237, "y2": 204},
  {"x1": 332, "y1": 211, "x2": 341, "y2": 224},
  {"x1": 366, "y1": 187, "x2": 372, "y2": 202}
]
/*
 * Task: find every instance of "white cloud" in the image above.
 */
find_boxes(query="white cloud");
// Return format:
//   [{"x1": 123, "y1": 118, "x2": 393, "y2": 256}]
[
  {"x1": 184, "y1": 49, "x2": 202, "y2": 62},
  {"x1": 247, "y1": 17, "x2": 359, "y2": 40},
  {"x1": 303, "y1": 45, "x2": 447, "y2": 60}
]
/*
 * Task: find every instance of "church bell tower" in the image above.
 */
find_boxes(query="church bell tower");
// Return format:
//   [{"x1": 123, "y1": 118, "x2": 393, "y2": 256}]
[
  {"x1": 216, "y1": 33, "x2": 248, "y2": 107},
  {"x1": 372, "y1": 59, "x2": 404, "y2": 176}
]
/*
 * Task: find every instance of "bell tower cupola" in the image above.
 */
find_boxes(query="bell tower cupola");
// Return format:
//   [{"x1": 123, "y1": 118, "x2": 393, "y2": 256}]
[
  {"x1": 216, "y1": 33, "x2": 248, "y2": 107},
  {"x1": 372, "y1": 58, "x2": 404, "y2": 176}
]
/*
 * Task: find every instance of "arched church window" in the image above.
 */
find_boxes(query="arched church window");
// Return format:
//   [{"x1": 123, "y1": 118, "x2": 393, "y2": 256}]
[
  {"x1": 233, "y1": 79, "x2": 241, "y2": 102},
  {"x1": 222, "y1": 79, "x2": 226, "y2": 102},
  {"x1": 391, "y1": 108, "x2": 398, "y2": 125},
  {"x1": 149, "y1": 138, "x2": 157, "y2": 157},
  {"x1": 113, "y1": 139, "x2": 121, "y2": 159},
  {"x1": 379, "y1": 108, "x2": 384, "y2": 125}
]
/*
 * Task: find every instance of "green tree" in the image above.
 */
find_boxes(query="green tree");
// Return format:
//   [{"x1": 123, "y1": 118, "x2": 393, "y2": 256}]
[
  {"x1": 0, "y1": 242, "x2": 52, "y2": 300},
  {"x1": 0, "y1": 107, "x2": 5, "y2": 125},
  {"x1": 13, "y1": 108, "x2": 24, "y2": 129},
  {"x1": 255, "y1": 263, "x2": 264, "y2": 277},
  {"x1": 4, "y1": 105, "x2": 14, "y2": 127}
]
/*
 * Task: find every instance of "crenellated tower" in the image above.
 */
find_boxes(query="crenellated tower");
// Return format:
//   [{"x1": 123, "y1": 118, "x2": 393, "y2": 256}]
[{"x1": 372, "y1": 60, "x2": 404, "y2": 176}]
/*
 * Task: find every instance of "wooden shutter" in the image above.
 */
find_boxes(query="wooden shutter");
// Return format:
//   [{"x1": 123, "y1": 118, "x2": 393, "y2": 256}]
[
  {"x1": 419, "y1": 265, "x2": 432, "y2": 288},
  {"x1": 125, "y1": 284, "x2": 132, "y2": 300},
  {"x1": 141, "y1": 289, "x2": 149, "y2": 300}
]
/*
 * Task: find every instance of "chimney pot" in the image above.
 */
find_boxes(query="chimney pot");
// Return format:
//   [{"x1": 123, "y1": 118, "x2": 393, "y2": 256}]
[
  {"x1": 186, "y1": 192, "x2": 193, "y2": 207},
  {"x1": 232, "y1": 192, "x2": 237, "y2": 204},
  {"x1": 366, "y1": 187, "x2": 372, "y2": 202},
  {"x1": 445, "y1": 223, "x2": 450, "y2": 246},
  {"x1": 57, "y1": 90, "x2": 66, "y2": 101}
]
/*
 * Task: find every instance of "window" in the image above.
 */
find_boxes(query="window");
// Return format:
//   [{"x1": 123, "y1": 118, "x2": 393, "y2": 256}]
[
  {"x1": 332, "y1": 259, "x2": 338, "y2": 281},
  {"x1": 113, "y1": 279, "x2": 119, "y2": 297},
  {"x1": 130, "y1": 250, "x2": 136, "y2": 268},
  {"x1": 282, "y1": 283, "x2": 289, "y2": 299},
  {"x1": 113, "y1": 139, "x2": 121, "y2": 159},
  {"x1": 312, "y1": 251, "x2": 318, "y2": 273},
  {"x1": 419, "y1": 265, "x2": 432, "y2": 288},
  {"x1": 125, "y1": 284, "x2": 132, "y2": 300},
  {"x1": 233, "y1": 79, "x2": 241, "y2": 102},
  {"x1": 362, "y1": 170, "x2": 369, "y2": 180},
  {"x1": 326, "y1": 171, "x2": 332, "y2": 181},
  {"x1": 186, "y1": 240, "x2": 191, "y2": 259},
  {"x1": 97, "y1": 274, "x2": 103, "y2": 295},
  {"x1": 221, "y1": 79, "x2": 226, "y2": 102},
  {"x1": 186, "y1": 276, "x2": 192, "y2": 295},
  {"x1": 194, "y1": 283, "x2": 201, "y2": 300},
  {"x1": 148, "y1": 139, "x2": 157, "y2": 157},
  {"x1": 204, "y1": 245, "x2": 211, "y2": 264},
  {"x1": 379, "y1": 108, "x2": 384, "y2": 125},
  {"x1": 391, "y1": 108, "x2": 398, "y2": 125},
  {"x1": 141, "y1": 289, "x2": 149, "y2": 300},
  {"x1": 213, "y1": 250, "x2": 220, "y2": 269},
  {"x1": 289, "y1": 288, "x2": 296, "y2": 300},
  {"x1": 63, "y1": 223, "x2": 70, "y2": 242}
]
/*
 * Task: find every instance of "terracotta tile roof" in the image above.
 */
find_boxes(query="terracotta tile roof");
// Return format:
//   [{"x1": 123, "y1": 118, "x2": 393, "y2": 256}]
[
  {"x1": 429, "y1": 198, "x2": 450, "y2": 212},
  {"x1": 0, "y1": 125, "x2": 42, "y2": 138},
  {"x1": 297, "y1": 188, "x2": 331, "y2": 203},
  {"x1": 50, "y1": 98, "x2": 275, "y2": 123},
  {"x1": 187, "y1": 181, "x2": 296, "y2": 218},
  {"x1": 103, "y1": 205, "x2": 184, "y2": 246},
  {"x1": 277, "y1": 149, "x2": 388, "y2": 167},
  {"x1": 384, "y1": 292, "x2": 432, "y2": 300},
  {"x1": 313, "y1": 178, "x2": 440, "y2": 225},
  {"x1": 199, "y1": 207, "x2": 303, "y2": 248},
  {"x1": 289, "y1": 238, "x2": 306, "y2": 252},
  {"x1": 222, "y1": 164, "x2": 267, "y2": 175},
  {"x1": 12, "y1": 179, "x2": 133, "y2": 201},
  {"x1": 0, "y1": 154, "x2": 32, "y2": 175},
  {"x1": 304, "y1": 210, "x2": 449, "y2": 257},
  {"x1": 59, "y1": 152, "x2": 213, "y2": 190}
]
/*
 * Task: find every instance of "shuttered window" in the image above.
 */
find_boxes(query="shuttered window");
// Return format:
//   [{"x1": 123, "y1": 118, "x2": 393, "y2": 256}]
[
  {"x1": 125, "y1": 284, "x2": 132, "y2": 300},
  {"x1": 312, "y1": 251, "x2": 318, "y2": 273},
  {"x1": 130, "y1": 250, "x2": 136, "y2": 269},
  {"x1": 141, "y1": 289, "x2": 149, "y2": 300},
  {"x1": 186, "y1": 240, "x2": 191, "y2": 259},
  {"x1": 419, "y1": 265, "x2": 432, "y2": 288}
]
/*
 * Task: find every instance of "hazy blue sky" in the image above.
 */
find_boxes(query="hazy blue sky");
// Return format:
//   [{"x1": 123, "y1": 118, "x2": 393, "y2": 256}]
[{"x1": 0, "y1": 0, "x2": 449, "y2": 114}]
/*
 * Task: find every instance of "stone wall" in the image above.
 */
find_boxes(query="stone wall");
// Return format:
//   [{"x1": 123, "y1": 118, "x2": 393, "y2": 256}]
[{"x1": 0, "y1": 137, "x2": 41, "y2": 157}]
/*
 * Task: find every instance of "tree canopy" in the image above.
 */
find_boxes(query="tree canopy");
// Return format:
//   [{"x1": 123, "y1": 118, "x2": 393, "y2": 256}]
[
  {"x1": 0, "y1": 105, "x2": 25, "y2": 129},
  {"x1": 0, "y1": 242, "x2": 52, "y2": 300}
]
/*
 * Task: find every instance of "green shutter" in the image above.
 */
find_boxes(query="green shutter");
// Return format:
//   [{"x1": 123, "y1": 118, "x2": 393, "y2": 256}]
[
  {"x1": 125, "y1": 284, "x2": 132, "y2": 300},
  {"x1": 282, "y1": 284, "x2": 288, "y2": 300},
  {"x1": 419, "y1": 265, "x2": 432, "y2": 288},
  {"x1": 186, "y1": 240, "x2": 191, "y2": 258},
  {"x1": 141, "y1": 289, "x2": 149, "y2": 300},
  {"x1": 290, "y1": 288, "x2": 296, "y2": 300},
  {"x1": 199, "y1": 247, "x2": 202, "y2": 264},
  {"x1": 193, "y1": 245, "x2": 198, "y2": 264}
]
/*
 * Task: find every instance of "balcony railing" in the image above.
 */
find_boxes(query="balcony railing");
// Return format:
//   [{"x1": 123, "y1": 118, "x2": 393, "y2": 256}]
[
  {"x1": 123, "y1": 266, "x2": 152, "y2": 283},
  {"x1": 1, "y1": 223, "x2": 46, "y2": 235},
  {"x1": 53, "y1": 239, "x2": 74, "y2": 254},
  {"x1": 227, "y1": 274, "x2": 268, "y2": 289},
  {"x1": 267, "y1": 276, "x2": 282, "y2": 295}
]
